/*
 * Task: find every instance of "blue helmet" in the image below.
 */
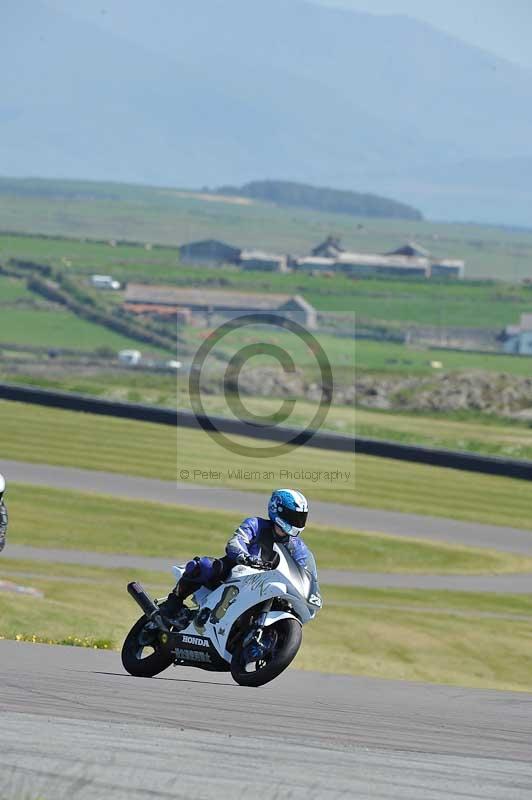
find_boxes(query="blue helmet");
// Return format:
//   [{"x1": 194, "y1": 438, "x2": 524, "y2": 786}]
[{"x1": 268, "y1": 489, "x2": 309, "y2": 537}]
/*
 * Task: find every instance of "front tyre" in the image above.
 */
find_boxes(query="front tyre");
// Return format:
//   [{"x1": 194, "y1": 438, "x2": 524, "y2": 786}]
[
  {"x1": 121, "y1": 615, "x2": 173, "y2": 677},
  {"x1": 231, "y1": 619, "x2": 302, "y2": 687}
]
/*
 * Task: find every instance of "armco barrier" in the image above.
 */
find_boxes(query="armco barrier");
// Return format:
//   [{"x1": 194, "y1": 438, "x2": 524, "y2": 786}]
[{"x1": 1, "y1": 381, "x2": 532, "y2": 480}]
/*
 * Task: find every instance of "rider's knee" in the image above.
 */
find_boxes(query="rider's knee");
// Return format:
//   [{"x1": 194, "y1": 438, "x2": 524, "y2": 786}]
[{"x1": 183, "y1": 556, "x2": 222, "y2": 584}]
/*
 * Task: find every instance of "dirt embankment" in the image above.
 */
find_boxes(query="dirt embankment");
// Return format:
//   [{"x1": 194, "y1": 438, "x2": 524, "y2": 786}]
[{"x1": 233, "y1": 367, "x2": 532, "y2": 417}]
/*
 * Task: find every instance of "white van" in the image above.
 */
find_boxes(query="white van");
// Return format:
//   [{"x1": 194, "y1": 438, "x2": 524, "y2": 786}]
[
  {"x1": 91, "y1": 274, "x2": 121, "y2": 290},
  {"x1": 118, "y1": 349, "x2": 142, "y2": 366}
]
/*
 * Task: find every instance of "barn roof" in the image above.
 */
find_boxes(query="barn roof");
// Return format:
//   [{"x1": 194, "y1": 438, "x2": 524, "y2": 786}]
[
  {"x1": 180, "y1": 238, "x2": 240, "y2": 251},
  {"x1": 240, "y1": 249, "x2": 285, "y2": 261},
  {"x1": 278, "y1": 295, "x2": 316, "y2": 313},
  {"x1": 125, "y1": 284, "x2": 292, "y2": 310},
  {"x1": 311, "y1": 236, "x2": 345, "y2": 258},
  {"x1": 386, "y1": 241, "x2": 431, "y2": 258}
]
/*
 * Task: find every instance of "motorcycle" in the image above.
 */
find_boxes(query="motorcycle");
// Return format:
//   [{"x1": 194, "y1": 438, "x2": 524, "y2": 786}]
[{"x1": 121, "y1": 543, "x2": 322, "y2": 687}]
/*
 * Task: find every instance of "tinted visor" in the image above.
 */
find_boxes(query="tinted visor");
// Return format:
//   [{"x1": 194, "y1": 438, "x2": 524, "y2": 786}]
[{"x1": 281, "y1": 508, "x2": 308, "y2": 529}]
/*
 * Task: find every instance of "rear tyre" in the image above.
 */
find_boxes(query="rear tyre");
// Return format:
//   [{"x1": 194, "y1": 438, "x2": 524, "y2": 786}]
[
  {"x1": 230, "y1": 619, "x2": 302, "y2": 687},
  {"x1": 121, "y1": 615, "x2": 174, "y2": 677}
]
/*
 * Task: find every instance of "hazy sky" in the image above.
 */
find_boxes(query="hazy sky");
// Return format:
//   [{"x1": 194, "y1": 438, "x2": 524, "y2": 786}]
[{"x1": 312, "y1": 0, "x2": 532, "y2": 68}]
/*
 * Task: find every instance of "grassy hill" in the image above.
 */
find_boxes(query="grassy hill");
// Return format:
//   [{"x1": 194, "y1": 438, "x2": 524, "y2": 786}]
[{"x1": 216, "y1": 179, "x2": 422, "y2": 220}]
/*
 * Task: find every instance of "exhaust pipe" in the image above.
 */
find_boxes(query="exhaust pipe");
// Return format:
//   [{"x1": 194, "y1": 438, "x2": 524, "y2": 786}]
[{"x1": 127, "y1": 581, "x2": 160, "y2": 618}]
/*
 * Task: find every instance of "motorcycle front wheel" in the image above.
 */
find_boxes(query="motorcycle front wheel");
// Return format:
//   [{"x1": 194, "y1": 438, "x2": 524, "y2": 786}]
[
  {"x1": 121, "y1": 615, "x2": 174, "y2": 677},
  {"x1": 230, "y1": 618, "x2": 302, "y2": 687}
]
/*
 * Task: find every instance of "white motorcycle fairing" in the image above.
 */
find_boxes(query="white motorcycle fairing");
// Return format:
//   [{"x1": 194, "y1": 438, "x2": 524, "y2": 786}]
[{"x1": 169, "y1": 543, "x2": 321, "y2": 668}]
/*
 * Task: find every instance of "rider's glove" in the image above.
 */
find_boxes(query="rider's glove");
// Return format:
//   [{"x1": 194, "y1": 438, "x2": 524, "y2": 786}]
[{"x1": 237, "y1": 554, "x2": 263, "y2": 568}]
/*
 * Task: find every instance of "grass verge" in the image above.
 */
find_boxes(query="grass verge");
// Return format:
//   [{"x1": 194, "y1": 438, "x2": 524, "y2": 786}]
[
  {"x1": 2, "y1": 563, "x2": 532, "y2": 692},
  {"x1": 0, "y1": 633, "x2": 114, "y2": 648},
  {"x1": 7, "y1": 484, "x2": 532, "y2": 574},
  {"x1": 297, "y1": 589, "x2": 532, "y2": 692}
]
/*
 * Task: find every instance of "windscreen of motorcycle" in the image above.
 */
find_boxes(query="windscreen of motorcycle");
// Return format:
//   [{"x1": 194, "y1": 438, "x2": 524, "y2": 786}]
[{"x1": 275, "y1": 543, "x2": 314, "y2": 599}]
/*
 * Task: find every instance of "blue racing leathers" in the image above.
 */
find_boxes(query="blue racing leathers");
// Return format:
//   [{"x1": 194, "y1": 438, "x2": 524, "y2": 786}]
[
  {"x1": 226, "y1": 516, "x2": 312, "y2": 571},
  {"x1": 171, "y1": 517, "x2": 318, "y2": 606}
]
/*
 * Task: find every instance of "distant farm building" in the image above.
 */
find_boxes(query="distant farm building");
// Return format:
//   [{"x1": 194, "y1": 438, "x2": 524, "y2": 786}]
[
  {"x1": 123, "y1": 285, "x2": 317, "y2": 329},
  {"x1": 178, "y1": 236, "x2": 465, "y2": 279},
  {"x1": 296, "y1": 238, "x2": 465, "y2": 279},
  {"x1": 295, "y1": 251, "x2": 429, "y2": 278},
  {"x1": 336, "y1": 252, "x2": 430, "y2": 278},
  {"x1": 179, "y1": 239, "x2": 286, "y2": 271},
  {"x1": 179, "y1": 239, "x2": 241, "y2": 265},
  {"x1": 294, "y1": 256, "x2": 337, "y2": 272},
  {"x1": 388, "y1": 242, "x2": 464, "y2": 278},
  {"x1": 502, "y1": 313, "x2": 532, "y2": 355},
  {"x1": 429, "y1": 259, "x2": 465, "y2": 279},
  {"x1": 240, "y1": 249, "x2": 288, "y2": 272},
  {"x1": 386, "y1": 242, "x2": 431, "y2": 259},
  {"x1": 123, "y1": 302, "x2": 192, "y2": 325},
  {"x1": 311, "y1": 236, "x2": 345, "y2": 258}
]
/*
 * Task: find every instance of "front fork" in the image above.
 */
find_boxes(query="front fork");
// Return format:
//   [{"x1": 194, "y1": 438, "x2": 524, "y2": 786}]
[{"x1": 242, "y1": 599, "x2": 274, "y2": 655}]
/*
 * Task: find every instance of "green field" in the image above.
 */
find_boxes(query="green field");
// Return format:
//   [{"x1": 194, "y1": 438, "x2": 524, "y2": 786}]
[
  {"x1": 0, "y1": 274, "x2": 31, "y2": 302},
  {"x1": 352, "y1": 339, "x2": 532, "y2": 376},
  {"x1": 0, "y1": 272, "x2": 168, "y2": 353},
  {"x1": 0, "y1": 306, "x2": 162, "y2": 351},
  {"x1": 2, "y1": 399, "x2": 532, "y2": 529},
  {"x1": 2, "y1": 178, "x2": 532, "y2": 280},
  {"x1": 180, "y1": 324, "x2": 532, "y2": 377}
]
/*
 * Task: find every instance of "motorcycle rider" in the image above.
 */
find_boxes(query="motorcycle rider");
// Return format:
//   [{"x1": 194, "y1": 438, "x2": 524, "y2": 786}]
[
  {"x1": 164, "y1": 489, "x2": 314, "y2": 619},
  {"x1": 0, "y1": 474, "x2": 8, "y2": 553}
]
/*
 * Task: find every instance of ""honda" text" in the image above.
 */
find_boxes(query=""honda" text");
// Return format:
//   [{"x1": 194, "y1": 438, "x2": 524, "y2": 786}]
[{"x1": 182, "y1": 635, "x2": 208, "y2": 647}]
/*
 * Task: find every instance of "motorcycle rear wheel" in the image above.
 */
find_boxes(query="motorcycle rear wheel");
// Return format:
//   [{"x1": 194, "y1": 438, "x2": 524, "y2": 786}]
[
  {"x1": 121, "y1": 615, "x2": 174, "y2": 677},
  {"x1": 230, "y1": 618, "x2": 302, "y2": 687}
]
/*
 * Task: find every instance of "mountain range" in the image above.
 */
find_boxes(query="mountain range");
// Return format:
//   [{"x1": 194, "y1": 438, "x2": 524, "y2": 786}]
[{"x1": 2, "y1": 0, "x2": 531, "y2": 225}]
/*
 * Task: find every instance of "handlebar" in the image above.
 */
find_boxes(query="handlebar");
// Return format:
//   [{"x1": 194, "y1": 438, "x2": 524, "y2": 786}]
[
  {"x1": 250, "y1": 559, "x2": 273, "y2": 570},
  {"x1": 241, "y1": 552, "x2": 281, "y2": 571}
]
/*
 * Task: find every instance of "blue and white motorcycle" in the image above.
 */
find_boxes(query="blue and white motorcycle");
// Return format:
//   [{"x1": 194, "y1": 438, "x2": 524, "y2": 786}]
[{"x1": 122, "y1": 544, "x2": 322, "y2": 687}]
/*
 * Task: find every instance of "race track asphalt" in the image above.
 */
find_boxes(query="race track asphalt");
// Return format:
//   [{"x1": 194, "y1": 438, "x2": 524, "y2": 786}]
[
  {"x1": 2, "y1": 458, "x2": 532, "y2": 552},
  {"x1": 1, "y1": 640, "x2": 531, "y2": 800}
]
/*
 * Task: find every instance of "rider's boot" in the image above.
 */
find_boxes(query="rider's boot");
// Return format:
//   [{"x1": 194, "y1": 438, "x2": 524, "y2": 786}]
[
  {"x1": 164, "y1": 587, "x2": 184, "y2": 616},
  {"x1": 162, "y1": 579, "x2": 195, "y2": 628}
]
